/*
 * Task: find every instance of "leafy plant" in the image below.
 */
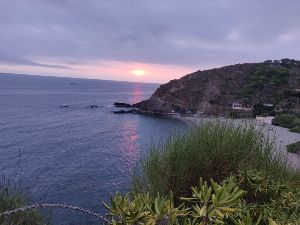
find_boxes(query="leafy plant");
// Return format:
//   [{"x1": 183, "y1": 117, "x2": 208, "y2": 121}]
[
  {"x1": 230, "y1": 213, "x2": 262, "y2": 225},
  {"x1": 103, "y1": 192, "x2": 187, "y2": 225},
  {"x1": 104, "y1": 178, "x2": 247, "y2": 225},
  {"x1": 104, "y1": 175, "x2": 299, "y2": 224},
  {"x1": 231, "y1": 169, "x2": 300, "y2": 223},
  {"x1": 180, "y1": 178, "x2": 245, "y2": 224}
]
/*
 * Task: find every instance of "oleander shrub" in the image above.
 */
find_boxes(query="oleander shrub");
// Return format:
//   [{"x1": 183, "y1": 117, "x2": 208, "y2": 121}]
[
  {"x1": 104, "y1": 175, "x2": 300, "y2": 224},
  {"x1": 104, "y1": 178, "x2": 248, "y2": 224},
  {"x1": 230, "y1": 169, "x2": 300, "y2": 223}
]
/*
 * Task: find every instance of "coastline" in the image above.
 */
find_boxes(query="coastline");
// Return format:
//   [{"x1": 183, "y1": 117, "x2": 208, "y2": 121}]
[{"x1": 170, "y1": 115, "x2": 300, "y2": 170}]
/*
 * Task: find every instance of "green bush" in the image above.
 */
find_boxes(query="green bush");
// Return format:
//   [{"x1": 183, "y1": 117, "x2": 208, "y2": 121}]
[
  {"x1": 286, "y1": 141, "x2": 300, "y2": 154},
  {"x1": 231, "y1": 169, "x2": 300, "y2": 223},
  {"x1": 290, "y1": 126, "x2": 300, "y2": 133},
  {"x1": 293, "y1": 118, "x2": 300, "y2": 127},
  {"x1": 272, "y1": 114, "x2": 300, "y2": 133},
  {"x1": 105, "y1": 178, "x2": 247, "y2": 224},
  {"x1": 272, "y1": 114, "x2": 297, "y2": 128},
  {"x1": 0, "y1": 176, "x2": 44, "y2": 225},
  {"x1": 132, "y1": 121, "x2": 293, "y2": 197},
  {"x1": 130, "y1": 121, "x2": 299, "y2": 224},
  {"x1": 104, "y1": 172, "x2": 300, "y2": 224}
]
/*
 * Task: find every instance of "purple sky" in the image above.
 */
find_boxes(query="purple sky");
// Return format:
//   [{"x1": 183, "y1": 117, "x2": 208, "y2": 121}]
[{"x1": 0, "y1": 0, "x2": 300, "y2": 83}]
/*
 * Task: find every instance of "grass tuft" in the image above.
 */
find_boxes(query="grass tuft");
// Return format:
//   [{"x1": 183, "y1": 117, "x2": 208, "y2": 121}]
[
  {"x1": 0, "y1": 175, "x2": 44, "y2": 225},
  {"x1": 132, "y1": 120, "x2": 298, "y2": 197}
]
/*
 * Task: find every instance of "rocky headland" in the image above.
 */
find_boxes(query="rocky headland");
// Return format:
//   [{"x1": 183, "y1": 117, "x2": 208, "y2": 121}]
[{"x1": 134, "y1": 59, "x2": 300, "y2": 117}]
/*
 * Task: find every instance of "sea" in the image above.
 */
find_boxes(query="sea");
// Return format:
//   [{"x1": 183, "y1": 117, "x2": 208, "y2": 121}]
[{"x1": 0, "y1": 73, "x2": 186, "y2": 225}]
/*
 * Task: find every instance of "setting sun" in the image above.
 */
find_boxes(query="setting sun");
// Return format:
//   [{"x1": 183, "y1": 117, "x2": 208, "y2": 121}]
[{"x1": 132, "y1": 69, "x2": 145, "y2": 77}]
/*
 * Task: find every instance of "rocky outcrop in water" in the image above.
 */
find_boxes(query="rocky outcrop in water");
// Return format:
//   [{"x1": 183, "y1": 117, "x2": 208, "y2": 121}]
[
  {"x1": 113, "y1": 102, "x2": 133, "y2": 108},
  {"x1": 113, "y1": 109, "x2": 141, "y2": 114}
]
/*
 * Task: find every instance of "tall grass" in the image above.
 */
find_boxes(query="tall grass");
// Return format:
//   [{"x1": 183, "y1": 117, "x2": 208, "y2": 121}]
[
  {"x1": 0, "y1": 175, "x2": 44, "y2": 225},
  {"x1": 132, "y1": 120, "x2": 298, "y2": 197}
]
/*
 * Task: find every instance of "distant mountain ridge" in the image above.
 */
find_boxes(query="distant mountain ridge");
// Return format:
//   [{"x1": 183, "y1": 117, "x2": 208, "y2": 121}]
[{"x1": 135, "y1": 59, "x2": 300, "y2": 116}]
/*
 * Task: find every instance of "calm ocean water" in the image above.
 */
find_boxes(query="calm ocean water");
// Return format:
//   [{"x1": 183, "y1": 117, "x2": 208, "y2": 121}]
[{"x1": 0, "y1": 73, "x2": 186, "y2": 225}]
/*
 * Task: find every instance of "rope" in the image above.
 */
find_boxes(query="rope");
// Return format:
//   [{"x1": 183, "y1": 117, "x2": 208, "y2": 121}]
[{"x1": 0, "y1": 203, "x2": 111, "y2": 224}]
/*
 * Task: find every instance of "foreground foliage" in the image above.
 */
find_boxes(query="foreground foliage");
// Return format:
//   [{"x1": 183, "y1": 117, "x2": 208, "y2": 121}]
[
  {"x1": 133, "y1": 121, "x2": 292, "y2": 196},
  {"x1": 0, "y1": 176, "x2": 44, "y2": 225},
  {"x1": 1, "y1": 121, "x2": 299, "y2": 224},
  {"x1": 129, "y1": 121, "x2": 299, "y2": 224},
  {"x1": 104, "y1": 172, "x2": 300, "y2": 224}
]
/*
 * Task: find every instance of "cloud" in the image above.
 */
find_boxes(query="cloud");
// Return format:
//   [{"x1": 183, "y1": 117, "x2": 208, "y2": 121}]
[
  {"x1": 0, "y1": 0, "x2": 300, "y2": 77},
  {"x1": 0, "y1": 54, "x2": 74, "y2": 69}
]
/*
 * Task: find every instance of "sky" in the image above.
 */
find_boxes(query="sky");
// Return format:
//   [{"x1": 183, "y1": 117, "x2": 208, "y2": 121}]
[{"x1": 0, "y1": 0, "x2": 300, "y2": 83}]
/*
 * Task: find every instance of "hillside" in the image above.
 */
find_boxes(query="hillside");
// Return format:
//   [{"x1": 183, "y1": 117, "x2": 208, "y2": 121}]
[{"x1": 135, "y1": 59, "x2": 300, "y2": 116}]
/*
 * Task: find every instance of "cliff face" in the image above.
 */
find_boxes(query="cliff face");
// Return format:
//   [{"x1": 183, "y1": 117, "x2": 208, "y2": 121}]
[{"x1": 135, "y1": 59, "x2": 300, "y2": 116}]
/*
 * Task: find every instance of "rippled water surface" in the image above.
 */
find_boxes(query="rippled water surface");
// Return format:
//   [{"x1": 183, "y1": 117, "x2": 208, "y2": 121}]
[{"x1": 0, "y1": 73, "x2": 186, "y2": 225}]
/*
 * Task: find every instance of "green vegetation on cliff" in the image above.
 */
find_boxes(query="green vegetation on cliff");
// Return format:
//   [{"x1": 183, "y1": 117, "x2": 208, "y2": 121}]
[{"x1": 242, "y1": 64, "x2": 289, "y2": 97}]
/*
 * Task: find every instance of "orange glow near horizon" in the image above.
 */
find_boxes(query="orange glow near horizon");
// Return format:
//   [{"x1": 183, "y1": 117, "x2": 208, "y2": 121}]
[
  {"x1": 0, "y1": 59, "x2": 198, "y2": 83},
  {"x1": 131, "y1": 69, "x2": 145, "y2": 77}
]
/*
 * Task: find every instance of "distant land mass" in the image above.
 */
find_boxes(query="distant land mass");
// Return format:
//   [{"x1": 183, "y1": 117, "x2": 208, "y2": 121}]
[{"x1": 135, "y1": 58, "x2": 300, "y2": 116}]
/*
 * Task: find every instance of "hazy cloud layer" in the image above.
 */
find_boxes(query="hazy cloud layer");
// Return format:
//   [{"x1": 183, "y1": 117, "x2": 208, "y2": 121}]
[{"x1": 0, "y1": 0, "x2": 300, "y2": 71}]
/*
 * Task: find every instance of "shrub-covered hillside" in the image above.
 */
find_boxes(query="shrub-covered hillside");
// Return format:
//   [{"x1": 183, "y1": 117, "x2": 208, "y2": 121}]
[{"x1": 135, "y1": 59, "x2": 300, "y2": 116}]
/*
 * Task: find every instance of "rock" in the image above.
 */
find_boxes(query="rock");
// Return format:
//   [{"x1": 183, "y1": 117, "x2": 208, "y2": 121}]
[
  {"x1": 134, "y1": 97, "x2": 185, "y2": 114},
  {"x1": 90, "y1": 105, "x2": 98, "y2": 109},
  {"x1": 113, "y1": 109, "x2": 141, "y2": 114},
  {"x1": 60, "y1": 105, "x2": 70, "y2": 108},
  {"x1": 113, "y1": 102, "x2": 133, "y2": 108}
]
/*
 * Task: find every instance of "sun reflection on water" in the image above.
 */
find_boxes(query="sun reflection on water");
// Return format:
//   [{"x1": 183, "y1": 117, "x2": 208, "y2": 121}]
[
  {"x1": 117, "y1": 119, "x2": 140, "y2": 169},
  {"x1": 130, "y1": 84, "x2": 143, "y2": 104}
]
